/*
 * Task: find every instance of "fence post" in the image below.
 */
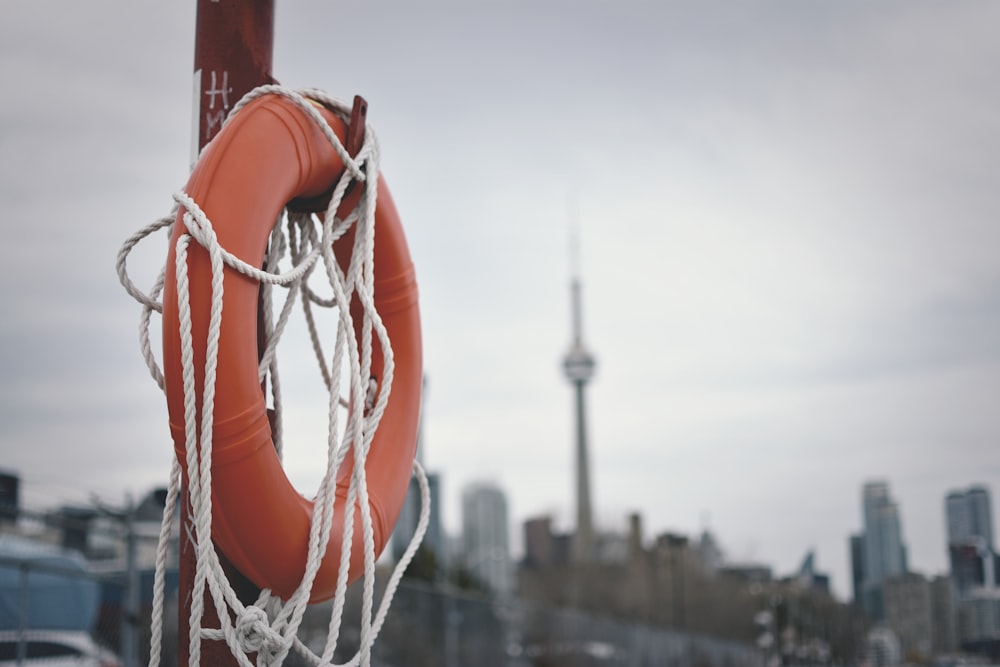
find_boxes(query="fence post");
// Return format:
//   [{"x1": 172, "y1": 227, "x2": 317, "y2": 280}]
[
  {"x1": 122, "y1": 495, "x2": 139, "y2": 667},
  {"x1": 17, "y1": 561, "x2": 28, "y2": 666}
]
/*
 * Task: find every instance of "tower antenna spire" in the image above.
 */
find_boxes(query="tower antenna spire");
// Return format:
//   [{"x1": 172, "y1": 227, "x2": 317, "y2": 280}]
[
  {"x1": 568, "y1": 196, "x2": 585, "y2": 346},
  {"x1": 562, "y1": 199, "x2": 596, "y2": 563},
  {"x1": 568, "y1": 194, "x2": 581, "y2": 281}
]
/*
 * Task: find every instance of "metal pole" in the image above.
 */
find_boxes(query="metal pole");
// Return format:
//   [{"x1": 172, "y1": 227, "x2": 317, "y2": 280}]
[
  {"x1": 16, "y1": 562, "x2": 28, "y2": 666},
  {"x1": 192, "y1": 0, "x2": 275, "y2": 153},
  {"x1": 179, "y1": 2, "x2": 274, "y2": 665},
  {"x1": 445, "y1": 585, "x2": 459, "y2": 667},
  {"x1": 122, "y1": 495, "x2": 139, "y2": 667}
]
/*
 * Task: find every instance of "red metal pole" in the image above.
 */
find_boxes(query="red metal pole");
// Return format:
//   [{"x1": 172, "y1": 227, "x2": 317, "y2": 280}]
[
  {"x1": 192, "y1": 0, "x2": 275, "y2": 152},
  {"x1": 180, "y1": 2, "x2": 274, "y2": 665}
]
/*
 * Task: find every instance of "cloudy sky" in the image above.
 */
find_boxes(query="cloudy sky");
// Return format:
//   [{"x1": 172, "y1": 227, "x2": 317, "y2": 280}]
[{"x1": 2, "y1": 1, "x2": 999, "y2": 601}]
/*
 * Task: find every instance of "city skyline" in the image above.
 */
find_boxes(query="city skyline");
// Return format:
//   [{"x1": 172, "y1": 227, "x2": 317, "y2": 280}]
[{"x1": 2, "y1": 461, "x2": 995, "y2": 605}]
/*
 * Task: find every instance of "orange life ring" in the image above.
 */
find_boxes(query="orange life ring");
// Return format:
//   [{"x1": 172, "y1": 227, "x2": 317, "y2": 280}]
[{"x1": 161, "y1": 94, "x2": 421, "y2": 603}]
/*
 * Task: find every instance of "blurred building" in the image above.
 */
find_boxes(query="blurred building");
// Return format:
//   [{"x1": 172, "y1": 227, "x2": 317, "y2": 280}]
[
  {"x1": 883, "y1": 573, "x2": 932, "y2": 660},
  {"x1": 522, "y1": 516, "x2": 556, "y2": 569},
  {"x1": 390, "y1": 375, "x2": 446, "y2": 570},
  {"x1": 460, "y1": 481, "x2": 512, "y2": 596},
  {"x1": 850, "y1": 533, "x2": 865, "y2": 605},
  {"x1": 717, "y1": 563, "x2": 773, "y2": 587},
  {"x1": 945, "y1": 484, "x2": 1000, "y2": 652},
  {"x1": 391, "y1": 472, "x2": 444, "y2": 565},
  {"x1": 797, "y1": 550, "x2": 831, "y2": 594},
  {"x1": 959, "y1": 588, "x2": 1000, "y2": 651},
  {"x1": 867, "y1": 626, "x2": 901, "y2": 667},
  {"x1": 946, "y1": 485, "x2": 996, "y2": 595},
  {"x1": 947, "y1": 486, "x2": 994, "y2": 553},
  {"x1": 519, "y1": 514, "x2": 701, "y2": 629},
  {"x1": 519, "y1": 512, "x2": 867, "y2": 655},
  {"x1": 929, "y1": 574, "x2": 957, "y2": 654},
  {"x1": 855, "y1": 481, "x2": 908, "y2": 621},
  {"x1": 0, "y1": 471, "x2": 18, "y2": 523},
  {"x1": 696, "y1": 528, "x2": 725, "y2": 576}
]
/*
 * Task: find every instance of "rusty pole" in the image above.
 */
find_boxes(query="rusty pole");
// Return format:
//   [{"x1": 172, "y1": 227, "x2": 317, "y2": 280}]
[{"x1": 180, "y1": 2, "x2": 275, "y2": 665}]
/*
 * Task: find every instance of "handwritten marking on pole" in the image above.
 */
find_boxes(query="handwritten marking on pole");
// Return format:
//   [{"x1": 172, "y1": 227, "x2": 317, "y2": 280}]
[
  {"x1": 206, "y1": 70, "x2": 232, "y2": 110},
  {"x1": 205, "y1": 109, "x2": 227, "y2": 142},
  {"x1": 204, "y1": 70, "x2": 234, "y2": 142}
]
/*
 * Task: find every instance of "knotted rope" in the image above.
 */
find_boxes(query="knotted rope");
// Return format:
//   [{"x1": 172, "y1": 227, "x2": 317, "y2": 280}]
[{"x1": 117, "y1": 86, "x2": 428, "y2": 667}]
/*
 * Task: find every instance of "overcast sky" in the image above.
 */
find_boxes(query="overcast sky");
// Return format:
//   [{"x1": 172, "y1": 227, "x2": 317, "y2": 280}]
[{"x1": 2, "y1": 1, "x2": 999, "y2": 601}]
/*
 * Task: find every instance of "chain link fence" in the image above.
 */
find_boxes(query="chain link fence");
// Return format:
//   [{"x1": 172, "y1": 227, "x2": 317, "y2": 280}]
[
  {"x1": 291, "y1": 579, "x2": 761, "y2": 667},
  {"x1": 1, "y1": 499, "x2": 762, "y2": 667},
  {"x1": 1, "y1": 549, "x2": 759, "y2": 667}
]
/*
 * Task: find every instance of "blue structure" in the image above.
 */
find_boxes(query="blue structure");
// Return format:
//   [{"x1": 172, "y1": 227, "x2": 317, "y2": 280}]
[{"x1": 0, "y1": 535, "x2": 99, "y2": 631}]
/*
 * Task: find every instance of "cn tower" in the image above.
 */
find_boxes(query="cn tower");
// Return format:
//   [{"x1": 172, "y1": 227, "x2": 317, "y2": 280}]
[{"x1": 562, "y1": 222, "x2": 596, "y2": 563}]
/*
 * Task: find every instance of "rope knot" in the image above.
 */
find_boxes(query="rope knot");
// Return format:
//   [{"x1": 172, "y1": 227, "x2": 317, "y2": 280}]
[
  {"x1": 177, "y1": 203, "x2": 217, "y2": 250},
  {"x1": 235, "y1": 606, "x2": 284, "y2": 660}
]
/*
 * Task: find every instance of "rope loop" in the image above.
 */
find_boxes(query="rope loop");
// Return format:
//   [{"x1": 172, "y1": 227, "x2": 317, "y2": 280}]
[{"x1": 116, "y1": 84, "x2": 429, "y2": 667}]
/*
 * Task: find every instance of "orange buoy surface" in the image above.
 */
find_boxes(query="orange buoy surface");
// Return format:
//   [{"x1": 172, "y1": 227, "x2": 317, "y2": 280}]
[{"x1": 161, "y1": 94, "x2": 421, "y2": 602}]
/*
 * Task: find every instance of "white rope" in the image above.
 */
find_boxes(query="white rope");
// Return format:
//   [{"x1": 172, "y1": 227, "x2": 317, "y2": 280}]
[{"x1": 116, "y1": 86, "x2": 428, "y2": 667}]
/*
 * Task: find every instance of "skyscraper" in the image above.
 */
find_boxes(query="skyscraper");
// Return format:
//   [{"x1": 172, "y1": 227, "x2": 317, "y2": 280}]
[
  {"x1": 391, "y1": 375, "x2": 446, "y2": 567},
  {"x1": 860, "y1": 481, "x2": 908, "y2": 620},
  {"x1": 461, "y1": 481, "x2": 512, "y2": 595},
  {"x1": 968, "y1": 487, "x2": 995, "y2": 552},
  {"x1": 863, "y1": 482, "x2": 907, "y2": 583},
  {"x1": 562, "y1": 222, "x2": 596, "y2": 563},
  {"x1": 946, "y1": 485, "x2": 994, "y2": 552},
  {"x1": 945, "y1": 485, "x2": 996, "y2": 594},
  {"x1": 392, "y1": 472, "x2": 443, "y2": 565}
]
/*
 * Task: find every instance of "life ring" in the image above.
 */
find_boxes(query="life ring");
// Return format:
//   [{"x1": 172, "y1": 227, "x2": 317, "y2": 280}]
[{"x1": 161, "y1": 94, "x2": 421, "y2": 602}]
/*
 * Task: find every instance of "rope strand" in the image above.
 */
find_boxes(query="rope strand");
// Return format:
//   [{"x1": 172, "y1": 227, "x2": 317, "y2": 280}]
[{"x1": 117, "y1": 86, "x2": 427, "y2": 667}]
